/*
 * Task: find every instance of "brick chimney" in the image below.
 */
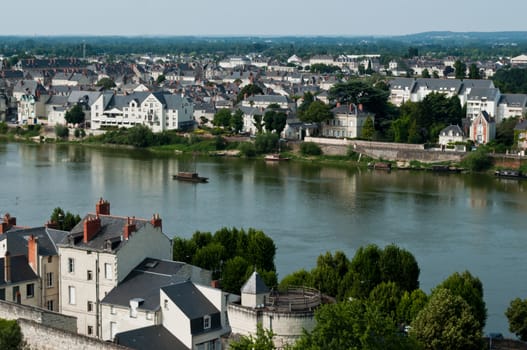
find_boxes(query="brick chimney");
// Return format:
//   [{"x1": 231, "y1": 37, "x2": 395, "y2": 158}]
[
  {"x1": 123, "y1": 217, "x2": 136, "y2": 240},
  {"x1": 4, "y1": 213, "x2": 16, "y2": 226},
  {"x1": 45, "y1": 221, "x2": 59, "y2": 229},
  {"x1": 0, "y1": 213, "x2": 16, "y2": 234},
  {"x1": 150, "y1": 214, "x2": 162, "y2": 229},
  {"x1": 83, "y1": 216, "x2": 101, "y2": 243},
  {"x1": 28, "y1": 235, "x2": 38, "y2": 273},
  {"x1": 95, "y1": 198, "x2": 110, "y2": 216},
  {"x1": 4, "y1": 251, "x2": 11, "y2": 283},
  {"x1": 358, "y1": 103, "x2": 363, "y2": 112}
]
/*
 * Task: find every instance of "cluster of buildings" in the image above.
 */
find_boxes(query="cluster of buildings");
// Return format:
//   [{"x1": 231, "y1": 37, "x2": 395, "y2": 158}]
[
  {"x1": 0, "y1": 199, "x2": 323, "y2": 349},
  {"x1": 1, "y1": 52, "x2": 527, "y2": 148}
]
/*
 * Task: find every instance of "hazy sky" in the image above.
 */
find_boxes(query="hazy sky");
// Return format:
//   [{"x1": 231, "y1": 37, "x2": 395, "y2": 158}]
[{"x1": 2, "y1": 0, "x2": 526, "y2": 36}]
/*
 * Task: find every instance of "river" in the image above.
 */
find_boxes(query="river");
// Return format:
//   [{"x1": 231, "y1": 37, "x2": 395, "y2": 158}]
[{"x1": 1, "y1": 142, "x2": 526, "y2": 336}]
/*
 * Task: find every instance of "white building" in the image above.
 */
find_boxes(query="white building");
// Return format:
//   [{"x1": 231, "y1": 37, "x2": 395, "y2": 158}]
[
  {"x1": 91, "y1": 91, "x2": 194, "y2": 132},
  {"x1": 438, "y1": 125, "x2": 466, "y2": 146},
  {"x1": 323, "y1": 103, "x2": 374, "y2": 139},
  {"x1": 58, "y1": 198, "x2": 172, "y2": 338}
]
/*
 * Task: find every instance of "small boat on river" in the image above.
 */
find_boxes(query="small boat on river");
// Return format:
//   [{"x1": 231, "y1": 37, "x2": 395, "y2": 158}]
[
  {"x1": 264, "y1": 153, "x2": 290, "y2": 161},
  {"x1": 172, "y1": 172, "x2": 208, "y2": 183},
  {"x1": 494, "y1": 169, "x2": 524, "y2": 179}
]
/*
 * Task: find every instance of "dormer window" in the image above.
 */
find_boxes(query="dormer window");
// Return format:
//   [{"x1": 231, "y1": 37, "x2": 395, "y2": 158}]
[{"x1": 204, "y1": 315, "x2": 211, "y2": 330}]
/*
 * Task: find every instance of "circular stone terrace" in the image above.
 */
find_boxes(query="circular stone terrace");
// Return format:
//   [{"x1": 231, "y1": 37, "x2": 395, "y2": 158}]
[{"x1": 265, "y1": 286, "x2": 327, "y2": 312}]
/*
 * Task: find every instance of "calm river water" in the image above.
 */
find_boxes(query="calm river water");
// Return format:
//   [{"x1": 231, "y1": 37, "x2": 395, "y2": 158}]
[{"x1": 1, "y1": 142, "x2": 526, "y2": 336}]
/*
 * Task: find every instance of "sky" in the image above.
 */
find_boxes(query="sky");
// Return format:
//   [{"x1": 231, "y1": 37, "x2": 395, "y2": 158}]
[{"x1": 2, "y1": 0, "x2": 526, "y2": 37}]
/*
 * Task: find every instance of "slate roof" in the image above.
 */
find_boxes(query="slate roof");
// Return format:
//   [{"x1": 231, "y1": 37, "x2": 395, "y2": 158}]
[
  {"x1": 514, "y1": 120, "x2": 527, "y2": 131},
  {"x1": 241, "y1": 271, "x2": 269, "y2": 294},
  {"x1": 0, "y1": 226, "x2": 68, "y2": 257},
  {"x1": 440, "y1": 125, "x2": 464, "y2": 136},
  {"x1": 467, "y1": 87, "x2": 500, "y2": 101},
  {"x1": 499, "y1": 94, "x2": 527, "y2": 108},
  {"x1": 115, "y1": 325, "x2": 188, "y2": 350},
  {"x1": 0, "y1": 255, "x2": 38, "y2": 286},
  {"x1": 101, "y1": 258, "x2": 193, "y2": 311},
  {"x1": 101, "y1": 91, "x2": 187, "y2": 111},
  {"x1": 59, "y1": 214, "x2": 150, "y2": 252},
  {"x1": 67, "y1": 91, "x2": 102, "y2": 106},
  {"x1": 248, "y1": 95, "x2": 289, "y2": 104},
  {"x1": 161, "y1": 281, "x2": 219, "y2": 320}
]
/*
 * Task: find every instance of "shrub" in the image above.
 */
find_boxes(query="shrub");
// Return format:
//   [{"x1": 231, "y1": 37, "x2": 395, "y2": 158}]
[
  {"x1": 54, "y1": 124, "x2": 69, "y2": 139},
  {"x1": 239, "y1": 142, "x2": 256, "y2": 157},
  {"x1": 300, "y1": 142, "x2": 322, "y2": 156},
  {"x1": 461, "y1": 148, "x2": 493, "y2": 172}
]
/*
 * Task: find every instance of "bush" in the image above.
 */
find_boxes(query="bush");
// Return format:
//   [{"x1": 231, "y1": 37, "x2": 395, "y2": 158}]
[
  {"x1": 300, "y1": 142, "x2": 322, "y2": 156},
  {"x1": 0, "y1": 122, "x2": 8, "y2": 134},
  {"x1": 239, "y1": 142, "x2": 256, "y2": 157},
  {"x1": 54, "y1": 124, "x2": 69, "y2": 139},
  {"x1": 254, "y1": 133, "x2": 278, "y2": 154},
  {"x1": 461, "y1": 148, "x2": 493, "y2": 172}
]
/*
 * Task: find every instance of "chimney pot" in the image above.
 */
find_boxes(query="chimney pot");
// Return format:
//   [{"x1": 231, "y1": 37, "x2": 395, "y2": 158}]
[
  {"x1": 83, "y1": 215, "x2": 101, "y2": 243},
  {"x1": 28, "y1": 235, "x2": 38, "y2": 273},
  {"x1": 96, "y1": 198, "x2": 110, "y2": 215}
]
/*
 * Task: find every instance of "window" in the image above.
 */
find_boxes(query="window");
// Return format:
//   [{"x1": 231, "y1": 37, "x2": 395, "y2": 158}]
[
  {"x1": 87, "y1": 326, "x2": 93, "y2": 336},
  {"x1": 146, "y1": 312, "x2": 152, "y2": 320},
  {"x1": 46, "y1": 300, "x2": 54, "y2": 311},
  {"x1": 111, "y1": 306, "x2": 116, "y2": 314},
  {"x1": 110, "y1": 322, "x2": 117, "y2": 340},
  {"x1": 26, "y1": 284, "x2": 34, "y2": 298},
  {"x1": 104, "y1": 263, "x2": 113, "y2": 280},
  {"x1": 87, "y1": 270, "x2": 93, "y2": 281},
  {"x1": 68, "y1": 286, "x2": 76, "y2": 305},
  {"x1": 164, "y1": 299, "x2": 168, "y2": 310},
  {"x1": 87, "y1": 301, "x2": 93, "y2": 312},
  {"x1": 46, "y1": 272, "x2": 53, "y2": 288},
  {"x1": 68, "y1": 258, "x2": 75, "y2": 273},
  {"x1": 0, "y1": 289, "x2": 4, "y2": 301},
  {"x1": 203, "y1": 315, "x2": 211, "y2": 330},
  {"x1": 47, "y1": 256, "x2": 52, "y2": 263}
]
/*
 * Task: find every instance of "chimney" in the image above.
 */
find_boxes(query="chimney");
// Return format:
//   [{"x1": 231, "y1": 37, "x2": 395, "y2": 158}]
[
  {"x1": 96, "y1": 198, "x2": 110, "y2": 216},
  {"x1": 358, "y1": 103, "x2": 363, "y2": 112},
  {"x1": 4, "y1": 251, "x2": 11, "y2": 283},
  {"x1": 123, "y1": 217, "x2": 136, "y2": 240},
  {"x1": 336, "y1": 102, "x2": 341, "y2": 108},
  {"x1": 45, "y1": 221, "x2": 58, "y2": 229},
  {"x1": 28, "y1": 235, "x2": 38, "y2": 273},
  {"x1": 0, "y1": 223, "x2": 8, "y2": 234},
  {"x1": 4, "y1": 213, "x2": 16, "y2": 226},
  {"x1": 83, "y1": 216, "x2": 101, "y2": 243},
  {"x1": 150, "y1": 214, "x2": 162, "y2": 229}
]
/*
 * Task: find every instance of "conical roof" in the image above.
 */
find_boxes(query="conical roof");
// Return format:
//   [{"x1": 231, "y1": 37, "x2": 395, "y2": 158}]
[{"x1": 241, "y1": 271, "x2": 269, "y2": 294}]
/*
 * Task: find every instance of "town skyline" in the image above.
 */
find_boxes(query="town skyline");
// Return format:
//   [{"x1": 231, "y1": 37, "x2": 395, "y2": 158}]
[{"x1": 2, "y1": 0, "x2": 526, "y2": 37}]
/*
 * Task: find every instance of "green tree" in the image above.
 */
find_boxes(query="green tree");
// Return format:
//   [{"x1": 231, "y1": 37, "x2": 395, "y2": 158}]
[
  {"x1": 263, "y1": 110, "x2": 287, "y2": 135},
  {"x1": 432, "y1": 71, "x2": 440, "y2": 79},
  {"x1": 172, "y1": 237, "x2": 197, "y2": 263},
  {"x1": 299, "y1": 142, "x2": 322, "y2": 156},
  {"x1": 156, "y1": 74, "x2": 166, "y2": 84},
  {"x1": 495, "y1": 115, "x2": 520, "y2": 148},
  {"x1": 192, "y1": 243, "x2": 226, "y2": 279},
  {"x1": 368, "y1": 281, "x2": 403, "y2": 318},
  {"x1": 253, "y1": 114, "x2": 264, "y2": 134},
  {"x1": 237, "y1": 84, "x2": 264, "y2": 103},
  {"x1": 278, "y1": 269, "x2": 313, "y2": 290},
  {"x1": 96, "y1": 77, "x2": 116, "y2": 90},
  {"x1": 361, "y1": 116, "x2": 375, "y2": 140},
  {"x1": 310, "y1": 63, "x2": 340, "y2": 74},
  {"x1": 0, "y1": 122, "x2": 8, "y2": 134},
  {"x1": 506, "y1": 297, "x2": 527, "y2": 341},
  {"x1": 396, "y1": 289, "x2": 428, "y2": 325},
  {"x1": 64, "y1": 104, "x2": 85, "y2": 125},
  {"x1": 126, "y1": 125, "x2": 155, "y2": 147},
  {"x1": 213, "y1": 109, "x2": 232, "y2": 128},
  {"x1": 468, "y1": 64, "x2": 481, "y2": 79},
  {"x1": 298, "y1": 100, "x2": 333, "y2": 123},
  {"x1": 246, "y1": 229, "x2": 276, "y2": 272},
  {"x1": 410, "y1": 288, "x2": 482, "y2": 350},
  {"x1": 254, "y1": 133, "x2": 279, "y2": 154},
  {"x1": 230, "y1": 109, "x2": 244, "y2": 134},
  {"x1": 379, "y1": 244, "x2": 420, "y2": 293},
  {"x1": 50, "y1": 207, "x2": 81, "y2": 231},
  {"x1": 230, "y1": 323, "x2": 276, "y2": 350},
  {"x1": 54, "y1": 124, "x2": 69, "y2": 139},
  {"x1": 294, "y1": 300, "x2": 419, "y2": 350},
  {"x1": 221, "y1": 256, "x2": 251, "y2": 294},
  {"x1": 0, "y1": 318, "x2": 24, "y2": 350},
  {"x1": 454, "y1": 60, "x2": 467, "y2": 79},
  {"x1": 312, "y1": 251, "x2": 352, "y2": 300},
  {"x1": 461, "y1": 147, "x2": 493, "y2": 171},
  {"x1": 433, "y1": 270, "x2": 487, "y2": 329},
  {"x1": 421, "y1": 69, "x2": 431, "y2": 78},
  {"x1": 349, "y1": 245, "x2": 382, "y2": 299},
  {"x1": 297, "y1": 92, "x2": 315, "y2": 120}
]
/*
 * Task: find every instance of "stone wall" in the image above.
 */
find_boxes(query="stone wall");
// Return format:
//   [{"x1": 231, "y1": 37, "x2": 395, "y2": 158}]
[
  {"x1": 18, "y1": 318, "x2": 129, "y2": 350},
  {"x1": 0, "y1": 299, "x2": 76, "y2": 332},
  {"x1": 304, "y1": 137, "x2": 465, "y2": 163}
]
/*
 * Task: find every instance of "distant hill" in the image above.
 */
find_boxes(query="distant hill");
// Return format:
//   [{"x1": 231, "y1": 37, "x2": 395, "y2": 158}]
[{"x1": 392, "y1": 31, "x2": 527, "y2": 45}]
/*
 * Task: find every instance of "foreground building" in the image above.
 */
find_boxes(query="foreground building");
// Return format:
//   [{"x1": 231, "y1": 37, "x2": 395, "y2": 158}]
[{"x1": 58, "y1": 198, "x2": 172, "y2": 337}]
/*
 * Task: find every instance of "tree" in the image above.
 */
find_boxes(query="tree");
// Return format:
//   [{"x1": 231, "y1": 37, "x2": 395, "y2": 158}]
[
  {"x1": 221, "y1": 256, "x2": 251, "y2": 294},
  {"x1": 433, "y1": 270, "x2": 487, "y2": 329},
  {"x1": 454, "y1": 60, "x2": 467, "y2": 79},
  {"x1": 0, "y1": 318, "x2": 24, "y2": 350},
  {"x1": 65, "y1": 104, "x2": 85, "y2": 126},
  {"x1": 410, "y1": 288, "x2": 482, "y2": 350},
  {"x1": 213, "y1": 109, "x2": 232, "y2": 128},
  {"x1": 230, "y1": 323, "x2": 276, "y2": 350},
  {"x1": 506, "y1": 297, "x2": 527, "y2": 341},
  {"x1": 312, "y1": 251, "x2": 352, "y2": 300},
  {"x1": 278, "y1": 269, "x2": 313, "y2": 290},
  {"x1": 298, "y1": 100, "x2": 333, "y2": 123},
  {"x1": 421, "y1": 69, "x2": 431, "y2": 78},
  {"x1": 299, "y1": 142, "x2": 322, "y2": 156},
  {"x1": 468, "y1": 64, "x2": 481, "y2": 79},
  {"x1": 379, "y1": 244, "x2": 420, "y2": 293},
  {"x1": 432, "y1": 71, "x2": 440, "y2": 79},
  {"x1": 96, "y1": 77, "x2": 116, "y2": 90},
  {"x1": 297, "y1": 92, "x2": 315, "y2": 120},
  {"x1": 361, "y1": 116, "x2": 375, "y2": 140},
  {"x1": 263, "y1": 110, "x2": 287, "y2": 135},
  {"x1": 172, "y1": 237, "x2": 197, "y2": 263},
  {"x1": 192, "y1": 243, "x2": 226, "y2": 279},
  {"x1": 495, "y1": 115, "x2": 520, "y2": 148},
  {"x1": 237, "y1": 84, "x2": 263, "y2": 103},
  {"x1": 126, "y1": 125, "x2": 154, "y2": 147},
  {"x1": 396, "y1": 289, "x2": 428, "y2": 325},
  {"x1": 328, "y1": 80, "x2": 389, "y2": 119},
  {"x1": 461, "y1": 147, "x2": 493, "y2": 171},
  {"x1": 230, "y1": 109, "x2": 244, "y2": 134},
  {"x1": 349, "y1": 245, "x2": 382, "y2": 299},
  {"x1": 443, "y1": 66, "x2": 454, "y2": 78},
  {"x1": 246, "y1": 229, "x2": 276, "y2": 272},
  {"x1": 253, "y1": 114, "x2": 264, "y2": 134},
  {"x1": 254, "y1": 133, "x2": 279, "y2": 153},
  {"x1": 294, "y1": 300, "x2": 419, "y2": 350},
  {"x1": 50, "y1": 207, "x2": 81, "y2": 231},
  {"x1": 156, "y1": 74, "x2": 166, "y2": 84}
]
